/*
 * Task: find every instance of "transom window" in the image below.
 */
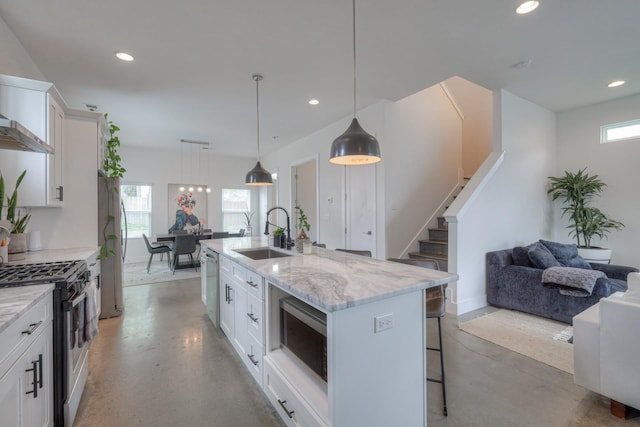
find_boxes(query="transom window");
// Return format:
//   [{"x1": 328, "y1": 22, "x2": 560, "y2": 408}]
[
  {"x1": 222, "y1": 189, "x2": 251, "y2": 233},
  {"x1": 121, "y1": 184, "x2": 152, "y2": 238},
  {"x1": 601, "y1": 119, "x2": 640, "y2": 143}
]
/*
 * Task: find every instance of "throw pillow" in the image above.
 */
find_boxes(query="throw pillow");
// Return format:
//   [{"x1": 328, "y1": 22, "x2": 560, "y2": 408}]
[
  {"x1": 539, "y1": 240, "x2": 591, "y2": 269},
  {"x1": 528, "y1": 241, "x2": 562, "y2": 269},
  {"x1": 512, "y1": 246, "x2": 534, "y2": 267}
]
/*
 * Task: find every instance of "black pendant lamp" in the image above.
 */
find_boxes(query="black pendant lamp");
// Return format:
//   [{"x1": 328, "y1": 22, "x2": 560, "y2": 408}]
[
  {"x1": 246, "y1": 74, "x2": 273, "y2": 186},
  {"x1": 329, "y1": 0, "x2": 381, "y2": 165}
]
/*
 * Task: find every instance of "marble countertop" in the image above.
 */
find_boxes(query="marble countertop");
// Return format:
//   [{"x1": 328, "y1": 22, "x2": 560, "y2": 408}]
[
  {"x1": 202, "y1": 237, "x2": 458, "y2": 312},
  {"x1": 6, "y1": 247, "x2": 100, "y2": 265},
  {"x1": 0, "y1": 284, "x2": 54, "y2": 334}
]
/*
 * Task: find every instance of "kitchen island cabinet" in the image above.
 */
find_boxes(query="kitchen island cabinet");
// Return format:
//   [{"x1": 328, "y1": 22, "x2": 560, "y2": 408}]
[
  {"x1": 202, "y1": 237, "x2": 457, "y2": 427},
  {"x1": 0, "y1": 284, "x2": 54, "y2": 427}
]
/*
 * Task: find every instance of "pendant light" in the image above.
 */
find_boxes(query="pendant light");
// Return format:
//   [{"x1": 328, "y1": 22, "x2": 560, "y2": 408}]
[
  {"x1": 329, "y1": 0, "x2": 381, "y2": 165},
  {"x1": 245, "y1": 74, "x2": 273, "y2": 186}
]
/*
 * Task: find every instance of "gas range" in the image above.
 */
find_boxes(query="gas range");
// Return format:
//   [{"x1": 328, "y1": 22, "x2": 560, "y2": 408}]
[{"x1": 0, "y1": 260, "x2": 86, "y2": 288}]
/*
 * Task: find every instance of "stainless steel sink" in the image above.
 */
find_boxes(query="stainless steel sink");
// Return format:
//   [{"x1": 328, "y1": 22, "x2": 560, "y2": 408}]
[{"x1": 234, "y1": 247, "x2": 292, "y2": 260}]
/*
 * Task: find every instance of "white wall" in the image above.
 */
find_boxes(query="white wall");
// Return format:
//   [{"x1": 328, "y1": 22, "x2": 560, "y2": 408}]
[
  {"x1": 447, "y1": 90, "x2": 556, "y2": 314},
  {"x1": 555, "y1": 93, "x2": 640, "y2": 267},
  {"x1": 120, "y1": 146, "x2": 255, "y2": 262},
  {"x1": 0, "y1": 15, "x2": 45, "y2": 80},
  {"x1": 262, "y1": 103, "x2": 387, "y2": 252},
  {"x1": 444, "y1": 76, "x2": 493, "y2": 177},
  {"x1": 383, "y1": 84, "x2": 462, "y2": 258}
]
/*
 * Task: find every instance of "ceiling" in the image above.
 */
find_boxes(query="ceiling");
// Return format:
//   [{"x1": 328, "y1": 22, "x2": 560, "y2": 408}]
[{"x1": 1, "y1": 0, "x2": 639, "y2": 158}]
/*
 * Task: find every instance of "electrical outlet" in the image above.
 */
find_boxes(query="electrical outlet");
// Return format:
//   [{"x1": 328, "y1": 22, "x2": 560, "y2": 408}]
[{"x1": 374, "y1": 313, "x2": 393, "y2": 333}]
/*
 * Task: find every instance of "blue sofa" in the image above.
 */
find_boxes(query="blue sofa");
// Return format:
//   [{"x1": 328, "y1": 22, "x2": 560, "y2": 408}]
[{"x1": 486, "y1": 245, "x2": 638, "y2": 324}]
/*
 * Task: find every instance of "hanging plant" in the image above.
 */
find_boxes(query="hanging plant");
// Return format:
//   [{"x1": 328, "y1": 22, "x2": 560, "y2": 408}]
[{"x1": 98, "y1": 114, "x2": 126, "y2": 260}]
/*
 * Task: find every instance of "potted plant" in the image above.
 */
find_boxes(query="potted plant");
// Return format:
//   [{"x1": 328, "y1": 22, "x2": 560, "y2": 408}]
[
  {"x1": 273, "y1": 227, "x2": 285, "y2": 248},
  {"x1": 243, "y1": 211, "x2": 254, "y2": 237},
  {"x1": 547, "y1": 168, "x2": 624, "y2": 262},
  {"x1": 0, "y1": 170, "x2": 31, "y2": 258},
  {"x1": 294, "y1": 202, "x2": 311, "y2": 253}
]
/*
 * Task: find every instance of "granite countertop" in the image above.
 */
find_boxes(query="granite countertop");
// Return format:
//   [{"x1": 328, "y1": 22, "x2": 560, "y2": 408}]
[
  {"x1": 0, "y1": 284, "x2": 54, "y2": 334},
  {"x1": 202, "y1": 237, "x2": 458, "y2": 312},
  {"x1": 7, "y1": 247, "x2": 100, "y2": 265}
]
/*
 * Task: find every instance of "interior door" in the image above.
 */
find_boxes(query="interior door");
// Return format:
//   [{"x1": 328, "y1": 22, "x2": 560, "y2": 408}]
[{"x1": 346, "y1": 164, "x2": 377, "y2": 257}]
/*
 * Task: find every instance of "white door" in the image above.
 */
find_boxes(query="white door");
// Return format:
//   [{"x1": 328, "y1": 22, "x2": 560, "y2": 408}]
[{"x1": 346, "y1": 164, "x2": 377, "y2": 257}]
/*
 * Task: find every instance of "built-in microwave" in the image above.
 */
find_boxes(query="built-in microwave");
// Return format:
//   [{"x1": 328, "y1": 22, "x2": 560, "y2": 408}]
[{"x1": 280, "y1": 297, "x2": 327, "y2": 384}]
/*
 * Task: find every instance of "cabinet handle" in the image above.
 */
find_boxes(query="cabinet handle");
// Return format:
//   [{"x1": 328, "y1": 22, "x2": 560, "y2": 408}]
[
  {"x1": 21, "y1": 321, "x2": 43, "y2": 335},
  {"x1": 57, "y1": 186, "x2": 64, "y2": 201},
  {"x1": 225, "y1": 284, "x2": 229, "y2": 303},
  {"x1": 246, "y1": 279, "x2": 258, "y2": 288},
  {"x1": 25, "y1": 358, "x2": 39, "y2": 398},
  {"x1": 277, "y1": 399, "x2": 295, "y2": 419},
  {"x1": 36, "y1": 354, "x2": 43, "y2": 389},
  {"x1": 247, "y1": 353, "x2": 259, "y2": 366},
  {"x1": 247, "y1": 313, "x2": 258, "y2": 323}
]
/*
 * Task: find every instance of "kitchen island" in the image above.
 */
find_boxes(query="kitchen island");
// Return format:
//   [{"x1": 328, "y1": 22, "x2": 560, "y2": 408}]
[{"x1": 202, "y1": 236, "x2": 457, "y2": 427}]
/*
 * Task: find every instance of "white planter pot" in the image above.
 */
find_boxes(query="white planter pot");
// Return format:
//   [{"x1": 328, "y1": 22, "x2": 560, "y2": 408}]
[{"x1": 577, "y1": 247, "x2": 612, "y2": 264}]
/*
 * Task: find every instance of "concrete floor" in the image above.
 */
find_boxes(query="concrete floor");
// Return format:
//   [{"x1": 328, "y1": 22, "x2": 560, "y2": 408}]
[{"x1": 75, "y1": 278, "x2": 639, "y2": 426}]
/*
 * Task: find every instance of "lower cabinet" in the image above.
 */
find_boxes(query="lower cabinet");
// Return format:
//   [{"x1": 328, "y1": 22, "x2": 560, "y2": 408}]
[
  {"x1": 218, "y1": 256, "x2": 265, "y2": 387},
  {"x1": 264, "y1": 358, "x2": 327, "y2": 427},
  {"x1": 0, "y1": 297, "x2": 53, "y2": 427}
]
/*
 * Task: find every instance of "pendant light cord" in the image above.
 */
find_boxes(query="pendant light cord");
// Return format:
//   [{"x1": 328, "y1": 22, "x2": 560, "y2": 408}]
[
  {"x1": 352, "y1": 0, "x2": 357, "y2": 118},
  {"x1": 255, "y1": 75, "x2": 262, "y2": 161}
]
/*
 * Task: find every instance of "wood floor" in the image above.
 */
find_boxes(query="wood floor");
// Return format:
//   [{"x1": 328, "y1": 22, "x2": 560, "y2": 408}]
[{"x1": 74, "y1": 278, "x2": 639, "y2": 426}]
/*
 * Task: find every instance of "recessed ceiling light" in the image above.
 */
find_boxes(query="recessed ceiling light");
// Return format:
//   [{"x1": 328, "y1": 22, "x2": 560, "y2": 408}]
[
  {"x1": 115, "y1": 52, "x2": 134, "y2": 62},
  {"x1": 516, "y1": 1, "x2": 539, "y2": 14},
  {"x1": 608, "y1": 80, "x2": 625, "y2": 88},
  {"x1": 308, "y1": 99, "x2": 320, "y2": 105}
]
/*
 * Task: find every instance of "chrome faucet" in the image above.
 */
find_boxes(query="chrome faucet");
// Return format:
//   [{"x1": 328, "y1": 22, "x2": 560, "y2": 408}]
[{"x1": 264, "y1": 206, "x2": 294, "y2": 249}]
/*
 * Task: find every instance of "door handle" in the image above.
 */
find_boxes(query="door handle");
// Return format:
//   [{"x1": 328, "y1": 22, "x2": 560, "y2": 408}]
[{"x1": 363, "y1": 230, "x2": 372, "y2": 235}]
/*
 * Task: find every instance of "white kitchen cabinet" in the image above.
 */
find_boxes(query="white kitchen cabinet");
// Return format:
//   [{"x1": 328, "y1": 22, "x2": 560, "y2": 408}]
[
  {"x1": 0, "y1": 75, "x2": 64, "y2": 207},
  {"x1": 0, "y1": 293, "x2": 53, "y2": 427},
  {"x1": 46, "y1": 93, "x2": 64, "y2": 205},
  {"x1": 217, "y1": 255, "x2": 265, "y2": 387}
]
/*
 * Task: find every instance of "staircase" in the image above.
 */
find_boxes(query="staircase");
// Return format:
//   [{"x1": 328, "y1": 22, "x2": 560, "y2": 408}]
[
  {"x1": 407, "y1": 179, "x2": 469, "y2": 272},
  {"x1": 408, "y1": 216, "x2": 449, "y2": 271}
]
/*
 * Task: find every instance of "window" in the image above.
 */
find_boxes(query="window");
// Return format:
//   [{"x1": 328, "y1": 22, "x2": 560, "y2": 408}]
[
  {"x1": 601, "y1": 119, "x2": 640, "y2": 143},
  {"x1": 222, "y1": 189, "x2": 250, "y2": 233},
  {"x1": 121, "y1": 184, "x2": 152, "y2": 238}
]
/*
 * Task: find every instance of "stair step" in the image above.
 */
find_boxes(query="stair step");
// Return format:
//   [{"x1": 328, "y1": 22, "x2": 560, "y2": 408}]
[
  {"x1": 428, "y1": 228, "x2": 448, "y2": 242},
  {"x1": 408, "y1": 252, "x2": 449, "y2": 272},
  {"x1": 418, "y1": 240, "x2": 448, "y2": 257}
]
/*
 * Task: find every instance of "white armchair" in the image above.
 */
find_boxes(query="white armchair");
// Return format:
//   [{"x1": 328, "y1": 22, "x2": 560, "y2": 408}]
[{"x1": 573, "y1": 272, "x2": 640, "y2": 417}]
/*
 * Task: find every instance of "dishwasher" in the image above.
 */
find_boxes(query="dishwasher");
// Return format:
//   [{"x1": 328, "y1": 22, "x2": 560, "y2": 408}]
[{"x1": 202, "y1": 247, "x2": 220, "y2": 328}]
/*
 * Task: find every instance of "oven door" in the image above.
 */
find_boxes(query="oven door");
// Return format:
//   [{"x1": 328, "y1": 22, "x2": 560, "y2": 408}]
[{"x1": 65, "y1": 290, "x2": 90, "y2": 426}]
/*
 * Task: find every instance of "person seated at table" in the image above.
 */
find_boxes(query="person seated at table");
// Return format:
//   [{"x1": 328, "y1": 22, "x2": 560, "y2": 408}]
[{"x1": 168, "y1": 193, "x2": 204, "y2": 233}]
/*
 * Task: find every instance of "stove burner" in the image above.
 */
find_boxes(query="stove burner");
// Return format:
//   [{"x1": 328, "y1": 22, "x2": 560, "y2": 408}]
[{"x1": 0, "y1": 260, "x2": 85, "y2": 287}]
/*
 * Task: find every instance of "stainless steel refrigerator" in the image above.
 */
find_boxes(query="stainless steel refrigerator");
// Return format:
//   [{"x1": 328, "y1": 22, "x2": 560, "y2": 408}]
[{"x1": 98, "y1": 172, "x2": 125, "y2": 318}]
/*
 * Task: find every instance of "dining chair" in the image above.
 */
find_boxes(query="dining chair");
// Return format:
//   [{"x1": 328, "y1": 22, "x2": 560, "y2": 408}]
[
  {"x1": 336, "y1": 248, "x2": 372, "y2": 257},
  {"x1": 172, "y1": 234, "x2": 198, "y2": 274},
  {"x1": 142, "y1": 234, "x2": 172, "y2": 273},
  {"x1": 387, "y1": 257, "x2": 448, "y2": 416}
]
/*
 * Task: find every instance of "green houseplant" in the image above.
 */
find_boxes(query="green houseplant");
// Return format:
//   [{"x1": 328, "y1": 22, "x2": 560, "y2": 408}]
[
  {"x1": 99, "y1": 114, "x2": 126, "y2": 259},
  {"x1": 294, "y1": 202, "x2": 311, "y2": 253},
  {"x1": 547, "y1": 168, "x2": 623, "y2": 261},
  {"x1": 243, "y1": 211, "x2": 254, "y2": 236},
  {"x1": 0, "y1": 169, "x2": 31, "y2": 256}
]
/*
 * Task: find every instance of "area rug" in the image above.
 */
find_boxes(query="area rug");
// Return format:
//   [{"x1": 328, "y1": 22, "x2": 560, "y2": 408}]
[
  {"x1": 123, "y1": 260, "x2": 200, "y2": 287},
  {"x1": 459, "y1": 309, "x2": 574, "y2": 374}
]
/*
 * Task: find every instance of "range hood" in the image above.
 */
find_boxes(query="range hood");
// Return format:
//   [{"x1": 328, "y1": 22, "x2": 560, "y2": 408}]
[{"x1": 0, "y1": 114, "x2": 53, "y2": 154}]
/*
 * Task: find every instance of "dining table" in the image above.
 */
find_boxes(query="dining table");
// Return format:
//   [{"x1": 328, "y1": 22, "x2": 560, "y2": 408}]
[{"x1": 154, "y1": 232, "x2": 213, "y2": 243}]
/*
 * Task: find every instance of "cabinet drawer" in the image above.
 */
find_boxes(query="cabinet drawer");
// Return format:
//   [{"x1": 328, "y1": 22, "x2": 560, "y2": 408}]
[
  {"x1": 244, "y1": 332, "x2": 263, "y2": 387},
  {"x1": 0, "y1": 295, "x2": 52, "y2": 373},
  {"x1": 245, "y1": 270, "x2": 263, "y2": 299},
  {"x1": 264, "y1": 360, "x2": 327, "y2": 427},
  {"x1": 246, "y1": 292, "x2": 263, "y2": 344},
  {"x1": 220, "y1": 256, "x2": 233, "y2": 274}
]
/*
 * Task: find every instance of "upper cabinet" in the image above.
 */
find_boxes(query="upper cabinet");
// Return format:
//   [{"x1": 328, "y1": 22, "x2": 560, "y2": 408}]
[{"x1": 0, "y1": 75, "x2": 65, "y2": 207}]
